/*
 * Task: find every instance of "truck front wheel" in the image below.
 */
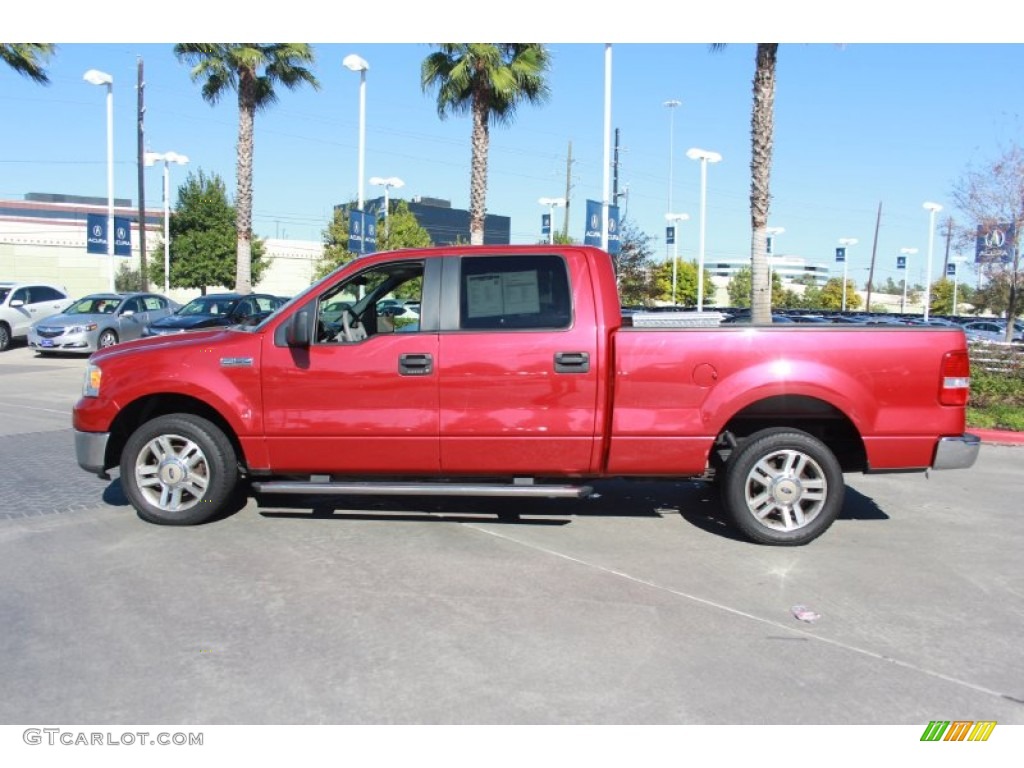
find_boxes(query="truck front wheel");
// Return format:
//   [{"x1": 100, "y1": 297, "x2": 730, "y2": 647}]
[
  {"x1": 121, "y1": 414, "x2": 240, "y2": 526},
  {"x1": 720, "y1": 428, "x2": 844, "y2": 546}
]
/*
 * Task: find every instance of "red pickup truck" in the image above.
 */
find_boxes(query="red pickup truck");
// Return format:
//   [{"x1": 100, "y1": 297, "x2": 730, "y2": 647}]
[{"x1": 73, "y1": 245, "x2": 978, "y2": 545}]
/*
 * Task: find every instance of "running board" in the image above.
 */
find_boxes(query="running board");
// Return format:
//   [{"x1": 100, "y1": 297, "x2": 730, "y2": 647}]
[{"x1": 252, "y1": 479, "x2": 595, "y2": 499}]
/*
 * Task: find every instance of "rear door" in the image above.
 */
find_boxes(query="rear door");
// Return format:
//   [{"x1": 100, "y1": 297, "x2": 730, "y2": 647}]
[{"x1": 436, "y1": 251, "x2": 601, "y2": 475}]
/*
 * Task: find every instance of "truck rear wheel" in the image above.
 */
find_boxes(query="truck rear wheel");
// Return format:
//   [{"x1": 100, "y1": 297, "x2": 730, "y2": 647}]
[
  {"x1": 120, "y1": 414, "x2": 239, "y2": 526},
  {"x1": 720, "y1": 427, "x2": 844, "y2": 546}
]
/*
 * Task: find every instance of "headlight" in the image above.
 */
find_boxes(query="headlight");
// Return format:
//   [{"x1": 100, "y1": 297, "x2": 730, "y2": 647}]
[
  {"x1": 68, "y1": 323, "x2": 98, "y2": 334},
  {"x1": 83, "y1": 363, "x2": 102, "y2": 397}
]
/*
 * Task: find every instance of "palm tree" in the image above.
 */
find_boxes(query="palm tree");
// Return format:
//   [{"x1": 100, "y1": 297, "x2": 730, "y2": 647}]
[
  {"x1": 421, "y1": 44, "x2": 550, "y2": 245},
  {"x1": 710, "y1": 43, "x2": 779, "y2": 324},
  {"x1": 174, "y1": 44, "x2": 318, "y2": 294},
  {"x1": 0, "y1": 44, "x2": 56, "y2": 83}
]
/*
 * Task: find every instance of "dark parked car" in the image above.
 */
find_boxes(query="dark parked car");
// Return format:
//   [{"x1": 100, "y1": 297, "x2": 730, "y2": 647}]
[
  {"x1": 28, "y1": 292, "x2": 178, "y2": 354},
  {"x1": 142, "y1": 293, "x2": 286, "y2": 337}
]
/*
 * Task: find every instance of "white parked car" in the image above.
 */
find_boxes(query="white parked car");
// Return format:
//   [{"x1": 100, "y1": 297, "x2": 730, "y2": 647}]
[{"x1": 0, "y1": 281, "x2": 73, "y2": 351}]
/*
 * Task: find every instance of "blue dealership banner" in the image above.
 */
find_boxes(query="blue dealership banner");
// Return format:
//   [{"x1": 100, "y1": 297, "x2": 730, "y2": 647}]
[
  {"x1": 86, "y1": 213, "x2": 131, "y2": 256},
  {"x1": 666, "y1": 226, "x2": 675, "y2": 245},
  {"x1": 946, "y1": 263, "x2": 956, "y2": 276},
  {"x1": 541, "y1": 213, "x2": 551, "y2": 238},
  {"x1": 897, "y1": 255, "x2": 906, "y2": 270},
  {"x1": 583, "y1": 199, "x2": 620, "y2": 254},
  {"x1": 975, "y1": 222, "x2": 1014, "y2": 264},
  {"x1": 835, "y1": 247, "x2": 846, "y2": 263},
  {"x1": 348, "y1": 210, "x2": 377, "y2": 255}
]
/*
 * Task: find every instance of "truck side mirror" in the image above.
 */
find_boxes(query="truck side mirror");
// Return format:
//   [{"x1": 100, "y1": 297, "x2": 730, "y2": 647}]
[{"x1": 286, "y1": 309, "x2": 312, "y2": 348}]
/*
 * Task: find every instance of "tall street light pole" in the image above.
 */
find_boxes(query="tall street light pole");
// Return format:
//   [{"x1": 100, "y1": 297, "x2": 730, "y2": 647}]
[
  {"x1": 145, "y1": 151, "x2": 190, "y2": 294},
  {"x1": 369, "y1": 176, "x2": 404, "y2": 240},
  {"x1": 601, "y1": 44, "x2": 612, "y2": 252},
  {"x1": 343, "y1": 54, "x2": 369, "y2": 211},
  {"x1": 686, "y1": 147, "x2": 722, "y2": 312},
  {"x1": 899, "y1": 247, "x2": 917, "y2": 313},
  {"x1": 665, "y1": 212, "x2": 689, "y2": 306},
  {"x1": 923, "y1": 202, "x2": 943, "y2": 321},
  {"x1": 838, "y1": 237, "x2": 858, "y2": 312},
  {"x1": 538, "y1": 197, "x2": 566, "y2": 245},
  {"x1": 663, "y1": 99, "x2": 681, "y2": 264},
  {"x1": 84, "y1": 68, "x2": 115, "y2": 292}
]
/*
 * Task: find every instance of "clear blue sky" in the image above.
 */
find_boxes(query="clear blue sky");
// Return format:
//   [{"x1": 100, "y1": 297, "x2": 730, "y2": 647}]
[{"x1": 4, "y1": 5, "x2": 1022, "y2": 291}]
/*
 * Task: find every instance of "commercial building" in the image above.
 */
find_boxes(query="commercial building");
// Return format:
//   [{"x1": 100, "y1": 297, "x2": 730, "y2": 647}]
[
  {"x1": 0, "y1": 193, "x2": 322, "y2": 301},
  {"x1": 356, "y1": 195, "x2": 511, "y2": 246}
]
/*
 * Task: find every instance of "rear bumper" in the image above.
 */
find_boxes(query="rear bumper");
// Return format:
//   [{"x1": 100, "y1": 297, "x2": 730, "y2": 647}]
[
  {"x1": 932, "y1": 433, "x2": 981, "y2": 470},
  {"x1": 75, "y1": 429, "x2": 110, "y2": 476}
]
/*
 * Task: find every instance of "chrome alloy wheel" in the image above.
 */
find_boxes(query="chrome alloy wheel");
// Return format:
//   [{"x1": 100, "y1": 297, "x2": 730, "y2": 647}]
[
  {"x1": 742, "y1": 448, "x2": 828, "y2": 532},
  {"x1": 134, "y1": 433, "x2": 211, "y2": 513}
]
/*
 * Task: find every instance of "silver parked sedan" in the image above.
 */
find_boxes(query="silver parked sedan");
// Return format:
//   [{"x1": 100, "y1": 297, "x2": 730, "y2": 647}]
[{"x1": 28, "y1": 292, "x2": 179, "y2": 354}]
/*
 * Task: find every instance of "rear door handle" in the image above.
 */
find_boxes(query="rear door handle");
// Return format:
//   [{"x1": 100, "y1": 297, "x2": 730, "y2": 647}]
[
  {"x1": 554, "y1": 351, "x2": 590, "y2": 373},
  {"x1": 399, "y1": 353, "x2": 433, "y2": 376}
]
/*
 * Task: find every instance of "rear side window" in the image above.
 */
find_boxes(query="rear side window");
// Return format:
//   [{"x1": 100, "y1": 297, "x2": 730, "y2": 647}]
[
  {"x1": 459, "y1": 255, "x2": 570, "y2": 330},
  {"x1": 29, "y1": 286, "x2": 67, "y2": 303}
]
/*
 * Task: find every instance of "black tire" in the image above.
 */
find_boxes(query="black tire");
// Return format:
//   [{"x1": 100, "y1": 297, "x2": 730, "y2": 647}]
[
  {"x1": 0, "y1": 323, "x2": 10, "y2": 352},
  {"x1": 97, "y1": 329, "x2": 118, "y2": 349},
  {"x1": 720, "y1": 427, "x2": 844, "y2": 546},
  {"x1": 120, "y1": 414, "x2": 240, "y2": 526}
]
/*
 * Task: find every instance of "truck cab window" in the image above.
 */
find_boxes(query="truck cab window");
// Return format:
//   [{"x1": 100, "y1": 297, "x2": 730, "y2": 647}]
[
  {"x1": 316, "y1": 261, "x2": 424, "y2": 343},
  {"x1": 459, "y1": 254, "x2": 570, "y2": 330}
]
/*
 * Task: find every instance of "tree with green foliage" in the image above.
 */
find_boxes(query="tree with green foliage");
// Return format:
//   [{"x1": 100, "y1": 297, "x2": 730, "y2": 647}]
[
  {"x1": 952, "y1": 141, "x2": 1024, "y2": 337},
  {"x1": 149, "y1": 170, "x2": 267, "y2": 293},
  {"x1": 0, "y1": 44, "x2": 55, "y2": 83},
  {"x1": 652, "y1": 259, "x2": 715, "y2": 308},
  {"x1": 728, "y1": 266, "x2": 753, "y2": 308},
  {"x1": 614, "y1": 219, "x2": 657, "y2": 306},
  {"x1": 817, "y1": 278, "x2": 861, "y2": 311},
  {"x1": 314, "y1": 200, "x2": 433, "y2": 281},
  {"x1": 421, "y1": 44, "x2": 550, "y2": 245},
  {"x1": 174, "y1": 44, "x2": 319, "y2": 295}
]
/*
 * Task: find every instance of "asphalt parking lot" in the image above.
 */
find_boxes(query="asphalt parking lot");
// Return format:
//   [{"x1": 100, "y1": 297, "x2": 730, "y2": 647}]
[{"x1": 0, "y1": 342, "x2": 1022, "y2": 726}]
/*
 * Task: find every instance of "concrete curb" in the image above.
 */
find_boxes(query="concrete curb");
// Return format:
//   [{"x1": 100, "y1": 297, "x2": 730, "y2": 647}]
[{"x1": 972, "y1": 428, "x2": 1024, "y2": 446}]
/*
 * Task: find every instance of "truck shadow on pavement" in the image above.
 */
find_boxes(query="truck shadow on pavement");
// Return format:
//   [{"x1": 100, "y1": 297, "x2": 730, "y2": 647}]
[{"x1": 254, "y1": 479, "x2": 889, "y2": 542}]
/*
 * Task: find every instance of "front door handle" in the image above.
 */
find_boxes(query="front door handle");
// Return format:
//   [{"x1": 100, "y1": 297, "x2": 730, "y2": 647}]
[
  {"x1": 399, "y1": 353, "x2": 433, "y2": 376},
  {"x1": 554, "y1": 351, "x2": 590, "y2": 374}
]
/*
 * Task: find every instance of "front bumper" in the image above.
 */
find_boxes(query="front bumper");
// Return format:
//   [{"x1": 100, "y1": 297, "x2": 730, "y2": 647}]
[
  {"x1": 75, "y1": 429, "x2": 110, "y2": 476},
  {"x1": 932, "y1": 433, "x2": 981, "y2": 470}
]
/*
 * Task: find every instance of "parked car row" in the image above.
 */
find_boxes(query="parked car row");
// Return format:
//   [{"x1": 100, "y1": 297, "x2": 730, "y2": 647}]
[{"x1": 1, "y1": 282, "x2": 290, "y2": 355}]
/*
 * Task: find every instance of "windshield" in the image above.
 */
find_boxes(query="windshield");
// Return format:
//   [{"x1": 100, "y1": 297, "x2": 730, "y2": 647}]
[
  {"x1": 68, "y1": 296, "x2": 119, "y2": 315},
  {"x1": 0, "y1": 288, "x2": 9, "y2": 303},
  {"x1": 179, "y1": 297, "x2": 238, "y2": 316}
]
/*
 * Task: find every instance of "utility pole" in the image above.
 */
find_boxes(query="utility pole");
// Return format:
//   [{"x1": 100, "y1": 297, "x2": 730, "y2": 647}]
[
  {"x1": 562, "y1": 140, "x2": 573, "y2": 241},
  {"x1": 865, "y1": 201, "x2": 882, "y2": 312},
  {"x1": 136, "y1": 57, "x2": 148, "y2": 291},
  {"x1": 942, "y1": 216, "x2": 953, "y2": 277}
]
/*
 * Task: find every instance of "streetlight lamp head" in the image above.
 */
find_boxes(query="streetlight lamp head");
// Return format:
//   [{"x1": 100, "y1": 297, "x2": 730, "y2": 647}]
[
  {"x1": 165, "y1": 152, "x2": 190, "y2": 165},
  {"x1": 83, "y1": 69, "x2": 113, "y2": 86},
  {"x1": 923, "y1": 202, "x2": 943, "y2": 213},
  {"x1": 342, "y1": 54, "x2": 369, "y2": 72},
  {"x1": 665, "y1": 212, "x2": 689, "y2": 222},
  {"x1": 839, "y1": 237, "x2": 858, "y2": 246},
  {"x1": 370, "y1": 176, "x2": 404, "y2": 189},
  {"x1": 900, "y1": 247, "x2": 918, "y2": 255},
  {"x1": 539, "y1": 197, "x2": 566, "y2": 207},
  {"x1": 143, "y1": 151, "x2": 163, "y2": 167},
  {"x1": 687, "y1": 147, "x2": 722, "y2": 163},
  {"x1": 663, "y1": 99, "x2": 681, "y2": 108}
]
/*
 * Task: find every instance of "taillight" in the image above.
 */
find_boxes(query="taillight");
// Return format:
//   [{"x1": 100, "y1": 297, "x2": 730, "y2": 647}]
[{"x1": 939, "y1": 350, "x2": 970, "y2": 406}]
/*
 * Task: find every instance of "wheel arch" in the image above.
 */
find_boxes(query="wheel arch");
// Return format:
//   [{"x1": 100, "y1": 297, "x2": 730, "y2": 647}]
[
  {"x1": 105, "y1": 393, "x2": 247, "y2": 476},
  {"x1": 715, "y1": 394, "x2": 867, "y2": 473}
]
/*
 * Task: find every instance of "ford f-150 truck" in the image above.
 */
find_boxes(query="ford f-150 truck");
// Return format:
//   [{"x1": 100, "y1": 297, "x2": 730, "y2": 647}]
[{"x1": 73, "y1": 245, "x2": 979, "y2": 545}]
